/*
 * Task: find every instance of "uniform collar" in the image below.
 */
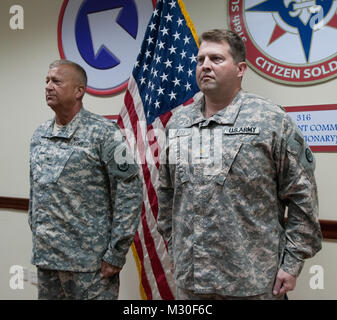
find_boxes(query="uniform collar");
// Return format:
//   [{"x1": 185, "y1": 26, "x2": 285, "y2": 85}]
[
  {"x1": 42, "y1": 106, "x2": 85, "y2": 139},
  {"x1": 187, "y1": 90, "x2": 244, "y2": 128}
]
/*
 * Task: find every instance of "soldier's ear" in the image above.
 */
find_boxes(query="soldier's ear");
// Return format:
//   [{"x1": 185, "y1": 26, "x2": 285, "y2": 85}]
[
  {"x1": 237, "y1": 61, "x2": 247, "y2": 78},
  {"x1": 75, "y1": 85, "x2": 85, "y2": 100}
]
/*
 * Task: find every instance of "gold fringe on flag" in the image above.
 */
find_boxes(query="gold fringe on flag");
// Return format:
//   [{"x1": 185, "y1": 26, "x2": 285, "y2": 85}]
[
  {"x1": 131, "y1": 242, "x2": 148, "y2": 300},
  {"x1": 178, "y1": 0, "x2": 199, "y2": 47}
]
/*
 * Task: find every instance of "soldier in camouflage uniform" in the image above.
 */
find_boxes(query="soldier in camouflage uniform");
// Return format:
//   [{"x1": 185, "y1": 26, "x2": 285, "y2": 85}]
[
  {"x1": 29, "y1": 60, "x2": 142, "y2": 299},
  {"x1": 157, "y1": 29, "x2": 322, "y2": 299}
]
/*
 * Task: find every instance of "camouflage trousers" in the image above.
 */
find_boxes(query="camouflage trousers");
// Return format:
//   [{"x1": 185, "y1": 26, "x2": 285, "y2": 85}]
[
  {"x1": 37, "y1": 267, "x2": 119, "y2": 300},
  {"x1": 176, "y1": 287, "x2": 286, "y2": 300}
]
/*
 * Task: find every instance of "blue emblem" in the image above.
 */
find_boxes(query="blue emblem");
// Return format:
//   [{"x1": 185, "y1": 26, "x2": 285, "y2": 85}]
[
  {"x1": 75, "y1": 0, "x2": 138, "y2": 70},
  {"x1": 58, "y1": 0, "x2": 153, "y2": 95},
  {"x1": 247, "y1": 0, "x2": 335, "y2": 62}
]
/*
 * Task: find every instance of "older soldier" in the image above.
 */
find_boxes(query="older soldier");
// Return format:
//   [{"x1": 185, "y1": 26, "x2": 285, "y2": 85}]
[
  {"x1": 29, "y1": 60, "x2": 142, "y2": 300},
  {"x1": 157, "y1": 29, "x2": 322, "y2": 300}
]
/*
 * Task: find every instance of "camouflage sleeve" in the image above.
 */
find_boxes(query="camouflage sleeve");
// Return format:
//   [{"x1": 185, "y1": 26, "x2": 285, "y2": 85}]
[
  {"x1": 101, "y1": 125, "x2": 142, "y2": 268},
  {"x1": 28, "y1": 166, "x2": 33, "y2": 231},
  {"x1": 28, "y1": 130, "x2": 38, "y2": 231},
  {"x1": 157, "y1": 132, "x2": 174, "y2": 259},
  {"x1": 277, "y1": 114, "x2": 322, "y2": 277}
]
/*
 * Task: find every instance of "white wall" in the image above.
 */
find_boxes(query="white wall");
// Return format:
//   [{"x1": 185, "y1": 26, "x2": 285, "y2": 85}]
[
  {"x1": 0, "y1": 209, "x2": 140, "y2": 300},
  {"x1": 0, "y1": 0, "x2": 336, "y2": 299}
]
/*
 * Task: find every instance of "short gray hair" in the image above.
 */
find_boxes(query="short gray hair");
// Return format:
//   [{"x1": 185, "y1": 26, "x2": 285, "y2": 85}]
[{"x1": 49, "y1": 59, "x2": 87, "y2": 88}]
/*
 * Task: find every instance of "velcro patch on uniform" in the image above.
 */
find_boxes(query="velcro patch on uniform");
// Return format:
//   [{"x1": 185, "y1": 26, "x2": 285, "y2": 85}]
[
  {"x1": 223, "y1": 127, "x2": 260, "y2": 135},
  {"x1": 168, "y1": 129, "x2": 191, "y2": 138},
  {"x1": 294, "y1": 132, "x2": 304, "y2": 145}
]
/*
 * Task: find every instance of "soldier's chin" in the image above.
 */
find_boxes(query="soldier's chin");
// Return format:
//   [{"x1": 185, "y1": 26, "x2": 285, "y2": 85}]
[
  {"x1": 46, "y1": 100, "x2": 57, "y2": 110},
  {"x1": 200, "y1": 83, "x2": 215, "y2": 92}
]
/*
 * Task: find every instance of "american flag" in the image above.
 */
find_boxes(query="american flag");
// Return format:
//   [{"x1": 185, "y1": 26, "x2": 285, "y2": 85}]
[{"x1": 117, "y1": 0, "x2": 200, "y2": 299}]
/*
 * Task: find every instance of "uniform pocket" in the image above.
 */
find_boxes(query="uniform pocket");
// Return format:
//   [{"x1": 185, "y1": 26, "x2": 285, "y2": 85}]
[
  {"x1": 32, "y1": 144, "x2": 73, "y2": 184},
  {"x1": 168, "y1": 128, "x2": 191, "y2": 185},
  {"x1": 214, "y1": 140, "x2": 242, "y2": 185}
]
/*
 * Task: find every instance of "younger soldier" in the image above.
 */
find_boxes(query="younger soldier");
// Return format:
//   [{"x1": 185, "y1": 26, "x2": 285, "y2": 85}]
[{"x1": 157, "y1": 29, "x2": 322, "y2": 300}]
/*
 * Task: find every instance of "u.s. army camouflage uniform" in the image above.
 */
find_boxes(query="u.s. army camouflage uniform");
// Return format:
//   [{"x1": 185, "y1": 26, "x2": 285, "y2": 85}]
[
  {"x1": 36, "y1": 268, "x2": 120, "y2": 300},
  {"x1": 29, "y1": 107, "x2": 142, "y2": 299},
  {"x1": 157, "y1": 90, "x2": 322, "y2": 298}
]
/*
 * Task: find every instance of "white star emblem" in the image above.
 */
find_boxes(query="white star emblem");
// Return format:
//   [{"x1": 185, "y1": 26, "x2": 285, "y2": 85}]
[
  {"x1": 185, "y1": 82, "x2": 191, "y2": 91},
  {"x1": 183, "y1": 35, "x2": 190, "y2": 45},
  {"x1": 140, "y1": 77, "x2": 146, "y2": 85},
  {"x1": 146, "y1": 36, "x2": 154, "y2": 45},
  {"x1": 157, "y1": 41, "x2": 165, "y2": 50},
  {"x1": 176, "y1": 64, "x2": 184, "y2": 73},
  {"x1": 189, "y1": 54, "x2": 197, "y2": 63},
  {"x1": 149, "y1": 22, "x2": 156, "y2": 31},
  {"x1": 160, "y1": 73, "x2": 169, "y2": 82},
  {"x1": 164, "y1": 59, "x2": 173, "y2": 68},
  {"x1": 153, "y1": 9, "x2": 159, "y2": 17},
  {"x1": 161, "y1": 26, "x2": 169, "y2": 36},
  {"x1": 177, "y1": 17, "x2": 184, "y2": 27},
  {"x1": 169, "y1": 1, "x2": 176, "y2": 9},
  {"x1": 169, "y1": 45, "x2": 177, "y2": 54},
  {"x1": 155, "y1": 55, "x2": 161, "y2": 64},
  {"x1": 169, "y1": 91, "x2": 177, "y2": 100},
  {"x1": 157, "y1": 87, "x2": 165, "y2": 95},
  {"x1": 172, "y1": 77, "x2": 181, "y2": 86},
  {"x1": 187, "y1": 69, "x2": 194, "y2": 77},
  {"x1": 180, "y1": 50, "x2": 187, "y2": 59},
  {"x1": 154, "y1": 100, "x2": 161, "y2": 109},
  {"x1": 164, "y1": 13, "x2": 173, "y2": 22},
  {"x1": 173, "y1": 31, "x2": 181, "y2": 40}
]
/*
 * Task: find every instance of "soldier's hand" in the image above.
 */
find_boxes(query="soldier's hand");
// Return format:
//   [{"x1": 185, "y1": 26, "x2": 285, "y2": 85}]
[
  {"x1": 273, "y1": 269, "x2": 296, "y2": 296},
  {"x1": 100, "y1": 261, "x2": 122, "y2": 278}
]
